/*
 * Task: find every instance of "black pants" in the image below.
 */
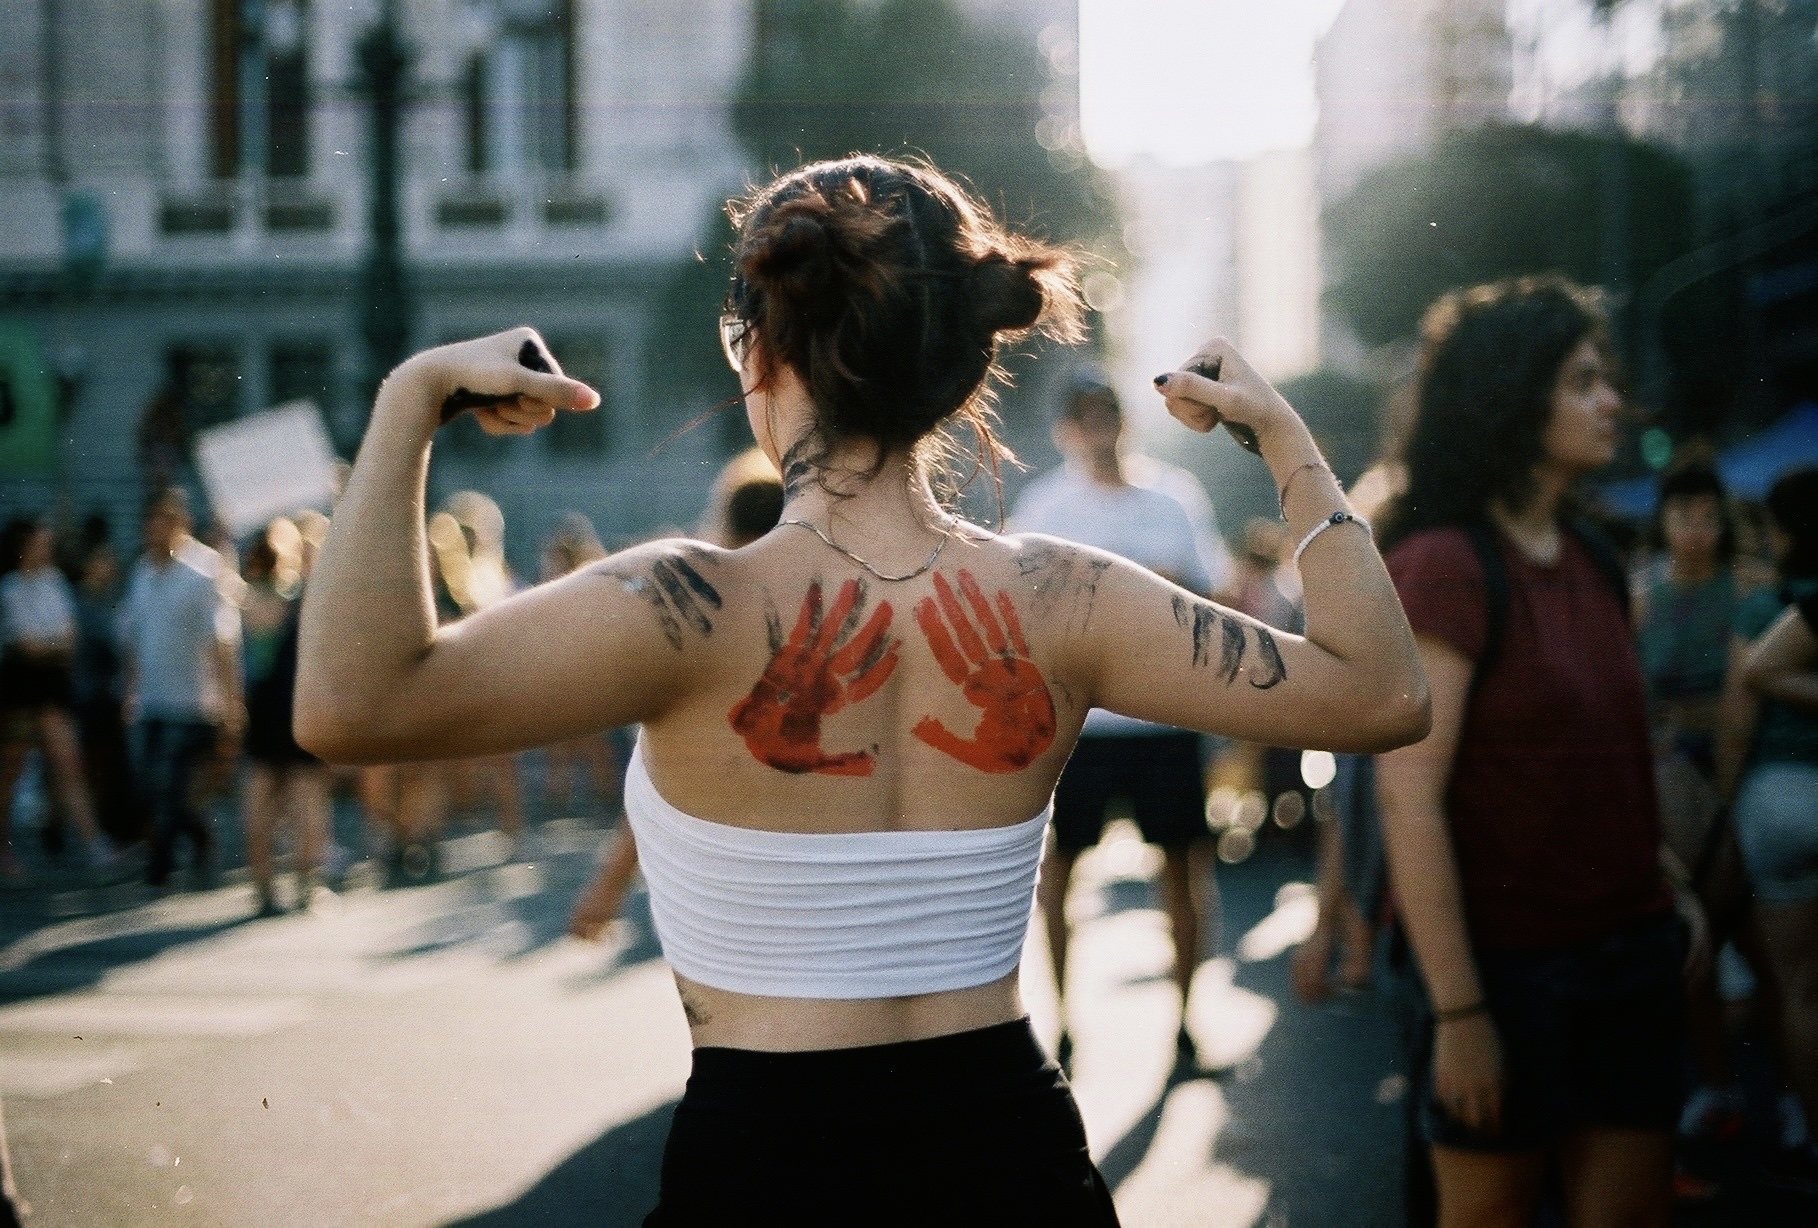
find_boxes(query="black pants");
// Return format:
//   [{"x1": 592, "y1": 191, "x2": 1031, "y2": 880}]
[
  {"x1": 645, "y1": 1019, "x2": 1121, "y2": 1227},
  {"x1": 131, "y1": 718, "x2": 216, "y2": 887}
]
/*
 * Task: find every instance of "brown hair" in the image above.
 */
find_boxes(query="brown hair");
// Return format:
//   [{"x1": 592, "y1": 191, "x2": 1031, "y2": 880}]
[
  {"x1": 1379, "y1": 275, "x2": 1612, "y2": 551},
  {"x1": 725, "y1": 155, "x2": 1083, "y2": 503}
]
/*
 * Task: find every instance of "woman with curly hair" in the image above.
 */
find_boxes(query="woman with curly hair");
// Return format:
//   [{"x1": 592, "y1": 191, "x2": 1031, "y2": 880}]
[
  {"x1": 1376, "y1": 276, "x2": 1686, "y2": 1226},
  {"x1": 296, "y1": 155, "x2": 1428, "y2": 1223}
]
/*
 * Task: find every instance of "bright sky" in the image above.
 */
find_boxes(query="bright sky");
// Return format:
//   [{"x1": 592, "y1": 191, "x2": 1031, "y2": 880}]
[{"x1": 1079, "y1": 0, "x2": 1349, "y2": 167}]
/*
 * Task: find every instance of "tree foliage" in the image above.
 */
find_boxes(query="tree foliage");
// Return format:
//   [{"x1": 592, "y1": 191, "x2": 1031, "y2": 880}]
[
  {"x1": 733, "y1": 0, "x2": 1110, "y2": 244},
  {"x1": 1276, "y1": 367, "x2": 1381, "y2": 486},
  {"x1": 1323, "y1": 124, "x2": 1697, "y2": 349},
  {"x1": 1628, "y1": 0, "x2": 1818, "y2": 435},
  {"x1": 650, "y1": 0, "x2": 1115, "y2": 426}
]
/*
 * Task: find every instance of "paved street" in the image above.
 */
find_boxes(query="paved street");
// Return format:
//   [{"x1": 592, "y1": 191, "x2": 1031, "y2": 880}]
[{"x1": 0, "y1": 811, "x2": 1412, "y2": 1227}]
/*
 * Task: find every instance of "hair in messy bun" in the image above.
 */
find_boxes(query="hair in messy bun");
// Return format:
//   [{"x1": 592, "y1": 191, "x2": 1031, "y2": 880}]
[
  {"x1": 726, "y1": 155, "x2": 1083, "y2": 501},
  {"x1": 967, "y1": 254, "x2": 1049, "y2": 335}
]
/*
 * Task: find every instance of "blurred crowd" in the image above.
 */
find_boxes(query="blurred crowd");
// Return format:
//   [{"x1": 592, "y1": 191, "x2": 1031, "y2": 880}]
[
  {"x1": 1279, "y1": 276, "x2": 1818, "y2": 1222},
  {"x1": 0, "y1": 448, "x2": 786, "y2": 922},
  {"x1": 3, "y1": 310, "x2": 1817, "y2": 1222}
]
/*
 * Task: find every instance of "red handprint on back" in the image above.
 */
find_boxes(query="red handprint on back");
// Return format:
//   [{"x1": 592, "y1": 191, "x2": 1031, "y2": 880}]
[
  {"x1": 729, "y1": 579, "x2": 900, "y2": 776},
  {"x1": 913, "y1": 570, "x2": 1056, "y2": 773}
]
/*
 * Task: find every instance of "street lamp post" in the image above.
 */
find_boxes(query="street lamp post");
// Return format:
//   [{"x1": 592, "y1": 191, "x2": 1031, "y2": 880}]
[{"x1": 358, "y1": 0, "x2": 413, "y2": 417}]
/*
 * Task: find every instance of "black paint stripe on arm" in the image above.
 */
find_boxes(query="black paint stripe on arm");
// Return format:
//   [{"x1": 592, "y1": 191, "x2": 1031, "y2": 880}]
[{"x1": 1249, "y1": 626, "x2": 1287, "y2": 689}]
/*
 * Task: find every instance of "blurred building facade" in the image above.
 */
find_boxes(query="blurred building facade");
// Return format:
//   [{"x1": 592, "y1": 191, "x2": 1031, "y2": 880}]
[
  {"x1": 1236, "y1": 150, "x2": 1322, "y2": 385},
  {"x1": 1315, "y1": 0, "x2": 1515, "y2": 201},
  {"x1": 1313, "y1": 0, "x2": 1516, "y2": 371},
  {"x1": 0, "y1": 0, "x2": 753, "y2": 559},
  {"x1": 1507, "y1": 0, "x2": 1818, "y2": 430},
  {"x1": 1107, "y1": 158, "x2": 1241, "y2": 437}
]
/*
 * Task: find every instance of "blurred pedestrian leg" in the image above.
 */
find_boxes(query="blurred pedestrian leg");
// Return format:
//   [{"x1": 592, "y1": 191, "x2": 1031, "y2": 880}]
[
  {"x1": 132, "y1": 717, "x2": 216, "y2": 888},
  {"x1": 240, "y1": 518, "x2": 331, "y2": 913},
  {"x1": 0, "y1": 737, "x2": 28, "y2": 883}
]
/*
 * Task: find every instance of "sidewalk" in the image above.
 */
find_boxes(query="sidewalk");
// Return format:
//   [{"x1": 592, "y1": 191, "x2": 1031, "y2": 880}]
[{"x1": 5, "y1": 766, "x2": 1816, "y2": 1224}]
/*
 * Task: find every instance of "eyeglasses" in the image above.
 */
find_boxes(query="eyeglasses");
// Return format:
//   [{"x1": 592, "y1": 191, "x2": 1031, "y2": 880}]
[{"x1": 719, "y1": 312, "x2": 753, "y2": 374}]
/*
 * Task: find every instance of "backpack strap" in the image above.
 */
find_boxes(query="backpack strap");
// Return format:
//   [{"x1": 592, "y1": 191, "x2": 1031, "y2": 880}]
[
  {"x1": 1460, "y1": 520, "x2": 1510, "y2": 695},
  {"x1": 1563, "y1": 514, "x2": 1632, "y2": 621}
]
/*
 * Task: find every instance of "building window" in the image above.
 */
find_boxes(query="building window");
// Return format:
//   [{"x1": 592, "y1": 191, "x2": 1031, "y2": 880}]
[
  {"x1": 265, "y1": 1, "x2": 312, "y2": 180},
  {"x1": 168, "y1": 343, "x2": 242, "y2": 433},
  {"x1": 459, "y1": 0, "x2": 576, "y2": 178},
  {"x1": 463, "y1": 51, "x2": 490, "y2": 176},
  {"x1": 208, "y1": 0, "x2": 312, "y2": 179},
  {"x1": 209, "y1": 0, "x2": 242, "y2": 179},
  {"x1": 542, "y1": 333, "x2": 609, "y2": 453},
  {"x1": 269, "y1": 340, "x2": 333, "y2": 410}
]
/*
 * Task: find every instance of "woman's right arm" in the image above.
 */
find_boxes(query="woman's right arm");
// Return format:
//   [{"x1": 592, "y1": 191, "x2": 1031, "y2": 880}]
[
  {"x1": 1376, "y1": 637, "x2": 1504, "y2": 1133},
  {"x1": 1742, "y1": 604, "x2": 1818, "y2": 712}
]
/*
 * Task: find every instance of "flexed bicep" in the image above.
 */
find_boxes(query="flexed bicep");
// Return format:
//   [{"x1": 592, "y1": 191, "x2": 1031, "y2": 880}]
[{"x1": 1079, "y1": 550, "x2": 1424, "y2": 754}]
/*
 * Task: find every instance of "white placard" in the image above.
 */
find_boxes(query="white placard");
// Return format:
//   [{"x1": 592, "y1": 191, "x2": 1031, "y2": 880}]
[{"x1": 193, "y1": 401, "x2": 340, "y2": 539}]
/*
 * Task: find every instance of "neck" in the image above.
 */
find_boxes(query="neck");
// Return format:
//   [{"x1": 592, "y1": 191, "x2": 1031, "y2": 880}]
[
  {"x1": 1490, "y1": 468, "x2": 1568, "y2": 560},
  {"x1": 783, "y1": 448, "x2": 950, "y2": 538},
  {"x1": 1084, "y1": 451, "x2": 1124, "y2": 487}
]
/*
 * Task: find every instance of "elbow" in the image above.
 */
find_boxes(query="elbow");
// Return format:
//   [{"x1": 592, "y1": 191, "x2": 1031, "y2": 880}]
[
  {"x1": 292, "y1": 694, "x2": 380, "y2": 766},
  {"x1": 1347, "y1": 673, "x2": 1431, "y2": 754},
  {"x1": 1367, "y1": 685, "x2": 1433, "y2": 753},
  {"x1": 1301, "y1": 684, "x2": 1430, "y2": 755}
]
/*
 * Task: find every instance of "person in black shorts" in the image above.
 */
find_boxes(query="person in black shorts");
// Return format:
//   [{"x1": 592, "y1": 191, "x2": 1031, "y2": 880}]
[
  {"x1": 238, "y1": 517, "x2": 329, "y2": 915},
  {"x1": 1011, "y1": 382, "x2": 1226, "y2": 1073}
]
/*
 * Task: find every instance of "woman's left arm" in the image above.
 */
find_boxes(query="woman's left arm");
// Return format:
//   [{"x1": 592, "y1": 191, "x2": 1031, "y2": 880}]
[
  {"x1": 1741, "y1": 604, "x2": 1818, "y2": 712},
  {"x1": 296, "y1": 329, "x2": 684, "y2": 764}
]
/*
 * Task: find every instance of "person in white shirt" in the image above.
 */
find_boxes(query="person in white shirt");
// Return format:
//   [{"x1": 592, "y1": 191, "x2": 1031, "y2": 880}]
[
  {"x1": 117, "y1": 491, "x2": 243, "y2": 888},
  {"x1": 1010, "y1": 375, "x2": 1231, "y2": 1073},
  {"x1": 0, "y1": 519, "x2": 114, "y2": 879}
]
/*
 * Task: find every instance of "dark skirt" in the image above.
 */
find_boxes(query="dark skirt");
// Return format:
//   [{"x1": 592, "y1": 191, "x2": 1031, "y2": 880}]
[
  {"x1": 645, "y1": 1018, "x2": 1121, "y2": 1227},
  {"x1": 0, "y1": 647, "x2": 73, "y2": 712},
  {"x1": 243, "y1": 613, "x2": 316, "y2": 767}
]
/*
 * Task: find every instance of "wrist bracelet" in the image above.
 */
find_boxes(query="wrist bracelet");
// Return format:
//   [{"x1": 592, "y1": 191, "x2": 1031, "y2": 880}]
[
  {"x1": 1277, "y1": 460, "x2": 1328, "y2": 512},
  {"x1": 1290, "y1": 510, "x2": 1370, "y2": 568},
  {"x1": 1434, "y1": 1001, "x2": 1488, "y2": 1024}
]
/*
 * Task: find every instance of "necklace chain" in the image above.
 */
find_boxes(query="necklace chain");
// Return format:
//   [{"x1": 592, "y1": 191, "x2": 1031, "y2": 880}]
[{"x1": 779, "y1": 517, "x2": 953, "y2": 582}]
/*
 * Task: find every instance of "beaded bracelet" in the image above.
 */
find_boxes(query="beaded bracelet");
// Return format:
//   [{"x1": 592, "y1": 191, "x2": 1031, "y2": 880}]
[{"x1": 1290, "y1": 510, "x2": 1370, "y2": 568}]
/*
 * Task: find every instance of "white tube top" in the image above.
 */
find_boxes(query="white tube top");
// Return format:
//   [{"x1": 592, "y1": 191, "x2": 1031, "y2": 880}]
[{"x1": 622, "y1": 736, "x2": 1049, "y2": 1000}]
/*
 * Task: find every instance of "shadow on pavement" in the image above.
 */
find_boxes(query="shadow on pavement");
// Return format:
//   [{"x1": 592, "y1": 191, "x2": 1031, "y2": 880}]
[
  {"x1": 1096, "y1": 1060, "x2": 1207, "y2": 1191},
  {"x1": 446, "y1": 1099, "x2": 676, "y2": 1228},
  {"x1": 0, "y1": 917, "x2": 257, "y2": 1006},
  {"x1": 1198, "y1": 833, "x2": 1412, "y2": 1227}
]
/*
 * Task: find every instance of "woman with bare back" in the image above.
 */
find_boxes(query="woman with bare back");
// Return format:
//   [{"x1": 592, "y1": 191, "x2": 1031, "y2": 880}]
[{"x1": 296, "y1": 155, "x2": 1428, "y2": 1225}]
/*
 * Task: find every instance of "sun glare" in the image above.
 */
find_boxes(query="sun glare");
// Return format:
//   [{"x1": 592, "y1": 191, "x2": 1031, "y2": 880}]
[{"x1": 1079, "y1": 0, "x2": 1347, "y2": 167}]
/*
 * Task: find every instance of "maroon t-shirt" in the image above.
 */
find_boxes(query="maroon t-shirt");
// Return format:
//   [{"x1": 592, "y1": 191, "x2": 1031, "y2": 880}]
[{"x1": 1387, "y1": 526, "x2": 1669, "y2": 952}]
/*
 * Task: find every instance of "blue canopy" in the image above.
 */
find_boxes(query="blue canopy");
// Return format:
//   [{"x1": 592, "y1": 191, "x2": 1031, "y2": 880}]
[{"x1": 1599, "y1": 402, "x2": 1818, "y2": 519}]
